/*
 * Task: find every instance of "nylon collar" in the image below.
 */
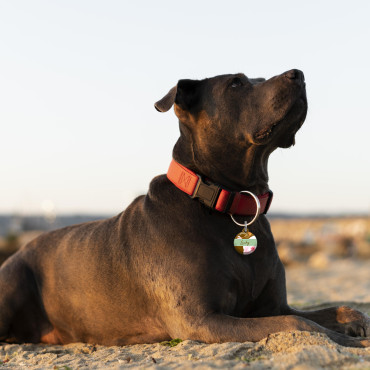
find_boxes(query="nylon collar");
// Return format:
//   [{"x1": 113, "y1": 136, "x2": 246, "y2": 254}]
[{"x1": 166, "y1": 159, "x2": 273, "y2": 216}]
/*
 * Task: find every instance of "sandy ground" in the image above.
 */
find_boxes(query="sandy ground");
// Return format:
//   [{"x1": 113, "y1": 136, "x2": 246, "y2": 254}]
[{"x1": 0, "y1": 259, "x2": 369, "y2": 369}]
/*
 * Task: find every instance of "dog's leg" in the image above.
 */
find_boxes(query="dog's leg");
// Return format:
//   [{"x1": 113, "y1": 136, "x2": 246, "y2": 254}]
[
  {"x1": 168, "y1": 313, "x2": 370, "y2": 348},
  {"x1": 0, "y1": 255, "x2": 44, "y2": 342},
  {"x1": 285, "y1": 306, "x2": 370, "y2": 338}
]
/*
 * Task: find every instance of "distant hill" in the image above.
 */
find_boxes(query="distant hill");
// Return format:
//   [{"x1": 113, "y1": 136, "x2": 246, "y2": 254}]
[
  {"x1": 0, "y1": 214, "x2": 111, "y2": 237},
  {"x1": 0, "y1": 212, "x2": 368, "y2": 237}
]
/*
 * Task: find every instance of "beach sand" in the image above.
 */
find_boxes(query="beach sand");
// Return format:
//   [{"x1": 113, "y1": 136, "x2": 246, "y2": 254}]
[{"x1": 0, "y1": 258, "x2": 369, "y2": 369}]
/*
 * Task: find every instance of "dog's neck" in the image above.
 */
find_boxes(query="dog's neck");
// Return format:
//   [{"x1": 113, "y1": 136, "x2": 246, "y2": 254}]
[{"x1": 173, "y1": 124, "x2": 274, "y2": 195}]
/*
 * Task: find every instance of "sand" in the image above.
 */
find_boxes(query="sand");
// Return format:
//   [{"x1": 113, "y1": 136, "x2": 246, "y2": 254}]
[{"x1": 1, "y1": 259, "x2": 369, "y2": 369}]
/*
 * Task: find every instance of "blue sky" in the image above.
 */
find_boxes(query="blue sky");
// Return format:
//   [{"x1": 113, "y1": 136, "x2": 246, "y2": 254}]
[{"x1": 1, "y1": 0, "x2": 369, "y2": 215}]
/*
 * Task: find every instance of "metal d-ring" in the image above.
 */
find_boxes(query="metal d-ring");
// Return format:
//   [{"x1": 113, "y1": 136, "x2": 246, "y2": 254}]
[{"x1": 229, "y1": 190, "x2": 261, "y2": 227}]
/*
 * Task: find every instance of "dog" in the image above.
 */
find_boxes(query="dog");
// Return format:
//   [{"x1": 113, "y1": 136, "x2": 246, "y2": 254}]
[{"x1": 0, "y1": 69, "x2": 369, "y2": 347}]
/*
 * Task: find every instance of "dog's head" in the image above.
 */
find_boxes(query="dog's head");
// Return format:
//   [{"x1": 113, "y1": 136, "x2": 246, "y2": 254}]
[{"x1": 155, "y1": 70, "x2": 307, "y2": 189}]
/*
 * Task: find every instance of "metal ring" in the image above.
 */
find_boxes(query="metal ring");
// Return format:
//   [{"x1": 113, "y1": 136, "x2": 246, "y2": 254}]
[{"x1": 229, "y1": 190, "x2": 261, "y2": 227}]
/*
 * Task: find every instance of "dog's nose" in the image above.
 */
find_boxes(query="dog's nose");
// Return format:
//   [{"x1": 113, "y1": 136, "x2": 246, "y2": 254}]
[{"x1": 284, "y1": 69, "x2": 305, "y2": 82}]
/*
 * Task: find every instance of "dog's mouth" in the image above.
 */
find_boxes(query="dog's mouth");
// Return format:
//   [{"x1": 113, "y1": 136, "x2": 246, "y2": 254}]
[
  {"x1": 255, "y1": 120, "x2": 283, "y2": 141},
  {"x1": 254, "y1": 97, "x2": 307, "y2": 147}
]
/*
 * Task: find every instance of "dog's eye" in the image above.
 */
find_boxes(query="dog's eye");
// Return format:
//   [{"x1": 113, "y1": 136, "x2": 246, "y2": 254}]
[{"x1": 231, "y1": 77, "x2": 243, "y2": 88}]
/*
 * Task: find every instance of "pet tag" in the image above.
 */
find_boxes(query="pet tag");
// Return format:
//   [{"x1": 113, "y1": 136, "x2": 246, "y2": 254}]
[{"x1": 234, "y1": 224, "x2": 257, "y2": 255}]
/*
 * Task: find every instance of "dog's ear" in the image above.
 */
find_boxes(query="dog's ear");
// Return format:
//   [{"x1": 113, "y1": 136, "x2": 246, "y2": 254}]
[
  {"x1": 154, "y1": 86, "x2": 177, "y2": 112},
  {"x1": 154, "y1": 79, "x2": 201, "y2": 113}
]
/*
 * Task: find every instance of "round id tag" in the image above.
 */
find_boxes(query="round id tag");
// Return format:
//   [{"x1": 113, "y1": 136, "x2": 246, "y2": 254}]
[{"x1": 234, "y1": 229, "x2": 257, "y2": 255}]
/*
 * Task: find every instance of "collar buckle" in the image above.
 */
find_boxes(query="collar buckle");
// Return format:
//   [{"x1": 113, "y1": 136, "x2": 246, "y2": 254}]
[{"x1": 190, "y1": 175, "x2": 221, "y2": 209}]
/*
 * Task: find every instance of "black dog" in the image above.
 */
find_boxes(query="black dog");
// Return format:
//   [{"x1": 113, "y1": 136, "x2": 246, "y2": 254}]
[{"x1": 0, "y1": 70, "x2": 369, "y2": 347}]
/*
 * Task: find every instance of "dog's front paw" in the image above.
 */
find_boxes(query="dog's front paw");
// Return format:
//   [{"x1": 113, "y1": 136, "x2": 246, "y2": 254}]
[
  {"x1": 328, "y1": 332, "x2": 370, "y2": 348},
  {"x1": 336, "y1": 306, "x2": 370, "y2": 337}
]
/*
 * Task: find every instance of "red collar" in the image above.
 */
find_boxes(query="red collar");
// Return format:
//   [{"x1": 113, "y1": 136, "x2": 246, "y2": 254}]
[{"x1": 167, "y1": 159, "x2": 273, "y2": 216}]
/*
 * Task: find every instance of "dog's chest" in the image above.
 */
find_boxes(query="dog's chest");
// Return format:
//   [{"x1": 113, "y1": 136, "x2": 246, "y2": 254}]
[
  {"x1": 200, "y1": 219, "x2": 279, "y2": 316},
  {"x1": 214, "y1": 249, "x2": 275, "y2": 315}
]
